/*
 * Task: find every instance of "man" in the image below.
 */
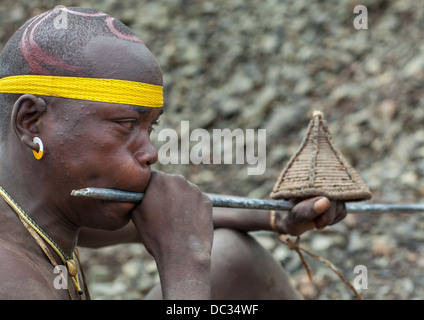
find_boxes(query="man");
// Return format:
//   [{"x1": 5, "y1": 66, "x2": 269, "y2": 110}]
[{"x1": 0, "y1": 7, "x2": 346, "y2": 299}]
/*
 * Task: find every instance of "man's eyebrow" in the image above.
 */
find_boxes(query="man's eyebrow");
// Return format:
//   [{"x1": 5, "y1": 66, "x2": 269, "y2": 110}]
[{"x1": 130, "y1": 106, "x2": 164, "y2": 115}]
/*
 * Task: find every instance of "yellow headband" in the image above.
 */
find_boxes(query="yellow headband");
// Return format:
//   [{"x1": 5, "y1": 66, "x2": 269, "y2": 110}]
[{"x1": 0, "y1": 75, "x2": 163, "y2": 108}]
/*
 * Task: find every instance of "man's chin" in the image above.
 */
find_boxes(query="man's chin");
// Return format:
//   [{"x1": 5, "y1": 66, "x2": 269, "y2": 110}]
[{"x1": 93, "y1": 201, "x2": 136, "y2": 230}]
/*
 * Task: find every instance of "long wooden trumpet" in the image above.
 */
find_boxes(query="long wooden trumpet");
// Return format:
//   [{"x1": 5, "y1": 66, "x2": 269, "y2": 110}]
[{"x1": 71, "y1": 187, "x2": 424, "y2": 214}]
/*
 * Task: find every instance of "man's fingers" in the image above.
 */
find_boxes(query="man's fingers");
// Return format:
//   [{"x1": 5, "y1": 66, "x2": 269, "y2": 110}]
[
  {"x1": 330, "y1": 201, "x2": 347, "y2": 225},
  {"x1": 287, "y1": 197, "x2": 346, "y2": 235},
  {"x1": 292, "y1": 196, "x2": 328, "y2": 219},
  {"x1": 314, "y1": 200, "x2": 347, "y2": 229},
  {"x1": 313, "y1": 198, "x2": 336, "y2": 229},
  {"x1": 313, "y1": 197, "x2": 331, "y2": 213}
]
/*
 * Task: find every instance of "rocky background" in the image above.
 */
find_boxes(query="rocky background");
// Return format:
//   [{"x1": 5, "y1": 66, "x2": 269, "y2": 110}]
[{"x1": 2, "y1": 0, "x2": 424, "y2": 300}]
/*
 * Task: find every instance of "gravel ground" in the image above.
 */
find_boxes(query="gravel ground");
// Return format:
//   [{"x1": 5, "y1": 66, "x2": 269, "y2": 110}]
[{"x1": 2, "y1": 0, "x2": 424, "y2": 300}]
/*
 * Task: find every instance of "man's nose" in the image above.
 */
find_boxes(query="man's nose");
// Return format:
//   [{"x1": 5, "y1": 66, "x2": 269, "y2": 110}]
[{"x1": 133, "y1": 141, "x2": 158, "y2": 167}]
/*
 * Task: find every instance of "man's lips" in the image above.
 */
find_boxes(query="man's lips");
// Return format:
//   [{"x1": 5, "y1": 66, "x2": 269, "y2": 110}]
[{"x1": 105, "y1": 200, "x2": 138, "y2": 212}]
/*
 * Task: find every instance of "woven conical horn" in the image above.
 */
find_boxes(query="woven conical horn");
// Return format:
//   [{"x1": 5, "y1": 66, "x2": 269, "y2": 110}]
[{"x1": 270, "y1": 111, "x2": 372, "y2": 201}]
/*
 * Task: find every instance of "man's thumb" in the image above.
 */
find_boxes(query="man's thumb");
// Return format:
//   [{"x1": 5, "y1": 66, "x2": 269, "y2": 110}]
[{"x1": 313, "y1": 197, "x2": 330, "y2": 213}]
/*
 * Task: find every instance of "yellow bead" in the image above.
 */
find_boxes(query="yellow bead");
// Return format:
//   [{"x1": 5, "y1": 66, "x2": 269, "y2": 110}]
[{"x1": 66, "y1": 260, "x2": 78, "y2": 277}]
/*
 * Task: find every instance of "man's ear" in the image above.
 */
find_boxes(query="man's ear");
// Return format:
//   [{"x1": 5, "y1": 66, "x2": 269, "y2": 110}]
[{"x1": 10, "y1": 94, "x2": 47, "y2": 150}]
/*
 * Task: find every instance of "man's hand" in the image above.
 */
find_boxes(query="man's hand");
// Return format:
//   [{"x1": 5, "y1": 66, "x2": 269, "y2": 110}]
[
  {"x1": 130, "y1": 171, "x2": 213, "y2": 299},
  {"x1": 275, "y1": 197, "x2": 347, "y2": 236}
]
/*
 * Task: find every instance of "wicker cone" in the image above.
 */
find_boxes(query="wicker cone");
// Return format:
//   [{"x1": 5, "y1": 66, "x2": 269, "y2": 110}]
[{"x1": 270, "y1": 111, "x2": 372, "y2": 202}]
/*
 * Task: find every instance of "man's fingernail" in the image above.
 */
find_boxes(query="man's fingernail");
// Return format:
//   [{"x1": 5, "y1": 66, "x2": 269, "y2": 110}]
[{"x1": 314, "y1": 197, "x2": 330, "y2": 213}]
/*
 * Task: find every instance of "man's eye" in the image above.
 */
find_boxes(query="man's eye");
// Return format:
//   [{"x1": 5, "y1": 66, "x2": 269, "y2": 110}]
[
  {"x1": 117, "y1": 120, "x2": 136, "y2": 129},
  {"x1": 150, "y1": 120, "x2": 160, "y2": 131},
  {"x1": 149, "y1": 120, "x2": 160, "y2": 133}
]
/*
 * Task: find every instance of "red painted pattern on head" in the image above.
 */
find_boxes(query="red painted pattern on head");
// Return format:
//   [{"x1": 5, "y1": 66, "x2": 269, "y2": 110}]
[
  {"x1": 105, "y1": 17, "x2": 143, "y2": 43},
  {"x1": 20, "y1": 11, "x2": 84, "y2": 75},
  {"x1": 61, "y1": 8, "x2": 108, "y2": 17},
  {"x1": 19, "y1": 8, "x2": 144, "y2": 75}
]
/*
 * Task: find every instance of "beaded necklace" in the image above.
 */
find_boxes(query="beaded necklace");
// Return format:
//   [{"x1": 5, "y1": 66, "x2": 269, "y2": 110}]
[{"x1": 0, "y1": 186, "x2": 88, "y2": 299}]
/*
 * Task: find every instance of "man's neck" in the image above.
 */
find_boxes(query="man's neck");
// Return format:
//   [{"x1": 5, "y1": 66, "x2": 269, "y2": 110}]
[{"x1": 0, "y1": 160, "x2": 79, "y2": 260}]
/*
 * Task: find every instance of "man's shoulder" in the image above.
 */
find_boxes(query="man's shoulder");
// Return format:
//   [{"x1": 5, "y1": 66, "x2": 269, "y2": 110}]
[
  {"x1": 0, "y1": 239, "x2": 60, "y2": 299},
  {"x1": 0, "y1": 238, "x2": 38, "y2": 265}
]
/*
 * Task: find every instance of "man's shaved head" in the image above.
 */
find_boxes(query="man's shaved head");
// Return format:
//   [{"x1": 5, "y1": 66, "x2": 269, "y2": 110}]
[{"x1": 0, "y1": 7, "x2": 160, "y2": 139}]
